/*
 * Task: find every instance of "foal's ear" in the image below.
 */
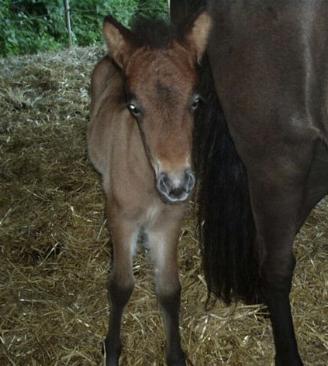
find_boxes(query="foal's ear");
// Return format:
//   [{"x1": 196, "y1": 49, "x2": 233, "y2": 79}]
[
  {"x1": 184, "y1": 11, "x2": 212, "y2": 63},
  {"x1": 103, "y1": 16, "x2": 135, "y2": 69}
]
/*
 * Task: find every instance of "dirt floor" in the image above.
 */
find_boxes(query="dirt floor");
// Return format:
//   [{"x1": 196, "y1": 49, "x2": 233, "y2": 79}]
[{"x1": 0, "y1": 47, "x2": 327, "y2": 366}]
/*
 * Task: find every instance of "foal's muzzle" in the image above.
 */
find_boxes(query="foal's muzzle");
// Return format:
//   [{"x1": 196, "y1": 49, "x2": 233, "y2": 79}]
[{"x1": 156, "y1": 169, "x2": 196, "y2": 203}]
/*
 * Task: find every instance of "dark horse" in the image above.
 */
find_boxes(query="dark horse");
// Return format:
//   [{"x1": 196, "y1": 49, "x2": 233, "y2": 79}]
[{"x1": 171, "y1": 1, "x2": 328, "y2": 366}]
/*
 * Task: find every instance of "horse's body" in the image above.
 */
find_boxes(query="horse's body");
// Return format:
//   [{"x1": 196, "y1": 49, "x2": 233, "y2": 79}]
[
  {"x1": 207, "y1": 0, "x2": 328, "y2": 225},
  {"x1": 88, "y1": 13, "x2": 211, "y2": 366},
  {"x1": 170, "y1": 1, "x2": 328, "y2": 365}
]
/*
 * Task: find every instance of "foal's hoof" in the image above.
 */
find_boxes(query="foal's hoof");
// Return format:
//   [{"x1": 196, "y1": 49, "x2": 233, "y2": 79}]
[
  {"x1": 167, "y1": 361, "x2": 187, "y2": 366},
  {"x1": 102, "y1": 340, "x2": 121, "y2": 366},
  {"x1": 166, "y1": 352, "x2": 187, "y2": 366}
]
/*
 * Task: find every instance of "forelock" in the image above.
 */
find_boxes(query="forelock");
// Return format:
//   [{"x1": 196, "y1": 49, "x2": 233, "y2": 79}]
[{"x1": 130, "y1": 17, "x2": 180, "y2": 49}]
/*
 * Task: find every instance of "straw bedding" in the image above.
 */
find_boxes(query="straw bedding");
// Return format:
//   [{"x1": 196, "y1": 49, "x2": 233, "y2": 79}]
[{"x1": 0, "y1": 47, "x2": 327, "y2": 365}]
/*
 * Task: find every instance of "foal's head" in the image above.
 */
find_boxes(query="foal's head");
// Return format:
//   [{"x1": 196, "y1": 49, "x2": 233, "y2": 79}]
[{"x1": 103, "y1": 13, "x2": 211, "y2": 203}]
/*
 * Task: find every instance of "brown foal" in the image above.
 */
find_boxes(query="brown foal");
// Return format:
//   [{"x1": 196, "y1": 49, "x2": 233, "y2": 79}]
[{"x1": 88, "y1": 12, "x2": 211, "y2": 366}]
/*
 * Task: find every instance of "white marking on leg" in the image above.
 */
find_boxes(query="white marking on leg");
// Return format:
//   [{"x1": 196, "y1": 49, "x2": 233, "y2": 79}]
[
  {"x1": 130, "y1": 229, "x2": 139, "y2": 257},
  {"x1": 146, "y1": 231, "x2": 168, "y2": 293},
  {"x1": 146, "y1": 204, "x2": 160, "y2": 224},
  {"x1": 149, "y1": 233, "x2": 165, "y2": 267}
]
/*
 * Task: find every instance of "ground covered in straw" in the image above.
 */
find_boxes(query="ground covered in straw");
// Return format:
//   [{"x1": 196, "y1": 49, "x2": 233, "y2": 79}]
[{"x1": 0, "y1": 47, "x2": 327, "y2": 366}]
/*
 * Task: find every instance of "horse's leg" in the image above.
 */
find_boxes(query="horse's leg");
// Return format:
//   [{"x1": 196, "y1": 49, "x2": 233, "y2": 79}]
[
  {"x1": 104, "y1": 214, "x2": 137, "y2": 366},
  {"x1": 249, "y1": 175, "x2": 304, "y2": 366},
  {"x1": 147, "y1": 219, "x2": 186, "y2": 366}
]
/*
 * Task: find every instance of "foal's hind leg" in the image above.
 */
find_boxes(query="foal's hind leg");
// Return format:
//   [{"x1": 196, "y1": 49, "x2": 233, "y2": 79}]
[
  {"x1": 104, "y1": 215, "x2": 137, "y2": 366},
  {"x1": 147, "y1": 219, "x2": 186, "y2": 366},
  {"x1": 249, "y1": 176, "x2": 304, "y2": 366}
]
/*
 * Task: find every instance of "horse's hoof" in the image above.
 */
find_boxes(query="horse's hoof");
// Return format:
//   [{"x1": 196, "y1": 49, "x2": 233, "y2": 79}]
[{"x1": 275, "y1": 354, "x2": 304, "y2": 366}]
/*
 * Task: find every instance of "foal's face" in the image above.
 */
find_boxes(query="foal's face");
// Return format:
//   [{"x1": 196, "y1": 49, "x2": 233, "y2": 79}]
[
  {"x1": 125, "y1": 47, "x2": 199, "y2": 203},
  {"x1": 103, "y1": 13, "x2": 211, "y2": 203}
]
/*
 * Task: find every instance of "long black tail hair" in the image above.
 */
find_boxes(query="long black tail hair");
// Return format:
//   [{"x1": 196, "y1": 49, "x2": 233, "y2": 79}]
[{"x1": 194, "y1": 56, "x2": 262, "y2": 305}]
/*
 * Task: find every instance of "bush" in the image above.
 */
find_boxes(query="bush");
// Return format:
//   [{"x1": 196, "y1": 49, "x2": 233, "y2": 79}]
[{"x1": 0, "y1": 0, "x2": 167, "y2": 57}]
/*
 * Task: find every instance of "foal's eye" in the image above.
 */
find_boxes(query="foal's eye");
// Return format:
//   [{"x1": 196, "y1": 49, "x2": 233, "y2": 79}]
[
  {"x1": 191, "y1": 95, "x2": 201, "y2": 111},
  {"x1": 127, "y1": 103, "x2": 141, "y2": 117}
]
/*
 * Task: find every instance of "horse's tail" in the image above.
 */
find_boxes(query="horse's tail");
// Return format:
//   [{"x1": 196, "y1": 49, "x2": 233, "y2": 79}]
[{"x1": 194, "y1": 57, "x2": 262, "y2": 305}]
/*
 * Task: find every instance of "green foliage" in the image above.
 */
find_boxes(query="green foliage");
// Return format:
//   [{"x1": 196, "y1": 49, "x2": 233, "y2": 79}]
[
  {"x1": 0, "y1": 0, "x2": 65, "y2": 56},
  {"x1": 0, "y1": 0, "x2": 168, "y2": 57}
]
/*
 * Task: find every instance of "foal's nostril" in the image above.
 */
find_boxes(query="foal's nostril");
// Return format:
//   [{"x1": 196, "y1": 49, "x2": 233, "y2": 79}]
[
  {"x1": 159, "y1": 173, "x2": 171, "y2": 193},
  {"x1": 184, "y1": 170, "x2": 196, "y2": 193}
]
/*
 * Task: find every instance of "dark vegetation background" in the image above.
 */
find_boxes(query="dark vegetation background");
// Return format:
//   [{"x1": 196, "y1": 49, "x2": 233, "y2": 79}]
[{"x1": 0, "y1": 0, "x2": 167, "y2": 57}]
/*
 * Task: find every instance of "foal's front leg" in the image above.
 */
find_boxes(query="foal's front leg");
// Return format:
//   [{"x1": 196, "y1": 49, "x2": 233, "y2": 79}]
[
  {"x1": 148, "y1": 221, "x2": 186, "y2": 366},
  {"x1": 105, "y1": 215, "x2": 137, "y2": 366}
]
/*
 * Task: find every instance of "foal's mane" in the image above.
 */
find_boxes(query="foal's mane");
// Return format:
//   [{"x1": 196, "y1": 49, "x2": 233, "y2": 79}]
[
  {"x1": 130, "y1": 17, "x2": 180, "y2": 49},
  {"x1": 129, "y1": 10, "x2": 206, "y2": 50}
]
